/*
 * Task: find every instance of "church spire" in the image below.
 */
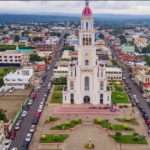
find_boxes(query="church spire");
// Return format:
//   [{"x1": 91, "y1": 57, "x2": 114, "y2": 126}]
[{"x1": 85, "y1": 0, "x2": 89, "y2": 7}]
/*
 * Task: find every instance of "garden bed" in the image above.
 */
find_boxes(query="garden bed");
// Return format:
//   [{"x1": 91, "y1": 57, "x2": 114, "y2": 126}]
[
  {"x1": 94, "y1": 119, "x2": 134, "y2": 131},
  {"x1": 110, "y1": 135, "x2": 147, "y2": 144},
  {"x1": 117, "y1": 118, "x2": 139, "y2": 125},
  {"x1": 51, "y1": 92, "x2": 62, "y2": 103},
  {"x1": 54, "y1": 86, "x2": 64, "y2": 91},
  {"x1": 51, "y1": 119, "x2": 82, "y2": 130},
  {"x1": 40, "y1": 134, "x2": 68, "y2": 143},
  {"x1": 111, "y1": 92, "x2": 130, "y2": 104},
  {"x1": 45, "y1": 116, "x2": 59, "y2": 124}
]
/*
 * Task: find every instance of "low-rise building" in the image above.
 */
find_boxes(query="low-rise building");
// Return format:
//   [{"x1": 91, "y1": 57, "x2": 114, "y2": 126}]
[
  {"x1": 45, "y1": 36, "x2": 59, "y2": 45},
  {"x1": 134, "y1": 38, "x2": 148, "y2": 51},
  {"x1": 0, "y1": 50, "x2": 23, "y2": 67},
  {"x1": 121, "y1": 43, "x2": 135, "y2": 53},
  {"x1": 35, "y1": 43, "x2": 57, "y2": 51},
  {"x1": 3, "y1": 69, "x2": 34, "y2": 89}
]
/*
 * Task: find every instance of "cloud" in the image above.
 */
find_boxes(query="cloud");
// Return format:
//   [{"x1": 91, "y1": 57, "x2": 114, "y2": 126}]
[{"x1": 0, "y1": 1, "x2": 149, "y2": 15}]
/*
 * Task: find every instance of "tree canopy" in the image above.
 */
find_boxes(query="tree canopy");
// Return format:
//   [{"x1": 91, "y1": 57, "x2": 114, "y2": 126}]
[
  {"x1": 62, "y1": 46, "x2": 74, "y2": 51},
  {"x1": 142, "y1": 44, "x2": 150, "y2": 53},
  {"x1": 0, "y1": 109, "x2": 7, "y2": 121},
  {"x1": 99, "y1": 33, "x2": 104, "y2": 39},
  {"x1": 29, "y1": 54, "x2": 41, "y2": 62},
  {"x1": 14, "y1": 35, "x2": 20, "y2": 42},
  {"x1": 32, "y1": 37, "x2": 43, "y2": 42}
]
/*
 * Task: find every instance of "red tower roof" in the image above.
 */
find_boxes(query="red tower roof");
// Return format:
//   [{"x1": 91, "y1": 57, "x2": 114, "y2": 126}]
[{"x1": 82, "y1": 7, "x2": 92, "y2": 16}]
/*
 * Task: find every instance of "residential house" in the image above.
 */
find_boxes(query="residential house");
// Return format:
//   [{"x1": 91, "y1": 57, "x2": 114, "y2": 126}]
[
  {"x1": 35, "y1": 43, "x2": 57, "y2": 51},
  {"x1": 134, "y1": 38, "x2": 148, "y2": 52},
  {"x1": 3, "y1": 69, "x2": 34, "y2": 89},
  {"x1": 45, "y1": 36, "x2": 59, "y2": 45}
]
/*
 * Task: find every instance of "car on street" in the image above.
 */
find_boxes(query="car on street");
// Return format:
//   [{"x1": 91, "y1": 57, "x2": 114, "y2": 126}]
[
  {"x1": 138, "y1": 106, "x2": 146, "y2": 114},
  {"x1": 35, "y1": 111, "x2": 41, "y2": 118},
  {"x1": 18, "y1": 116, "x2": 23, "y2": 123},
  {"x1": 146, "y1": 119, "x2": 150, "y2": 125},
  {"x1": 9, "y1": 87, "x2": 15, "y2": 93},
  {"x1": 32, "y1": 92, "x2": 36, "y2": 98},
  {"x1": 22, "y1": 111, "x2": 27, "y2": 117},
  {"x1": 14, "y1": 121, "x2": 21, "y2": 130},
  {"x1": 132, "y1": 95, "x2": 137, "y2": 99},
  {"x1": 40, "y1": 101, "x2": 45, "y2": 105},
  {"x1": 134, "y1": 98, "x2": 139, "y2": 104},
  {"x1": 35, "y1": 88, "x2": 39, "y2": 92},
  {"x1": 38, "y1": 107, "x2": 43, "y2": 112},
  {"x1": 40, "y1": 80, "x2": 43, "y2": 84},
  {"x1": 11, "y1": 148, "x2": 17, "y2": 150},
  {"x1": 46, "y1": 89, "x2": 50, "y2": 94},
  {"x1": 42, "y1": 84, "x2": 46, "y2": 87},
  {"x1": 2, "y1": 140, "x2": 12, "y2": 150},
  {"x1": 142, "y1": 94, "x2": 147, "y2": 98},
  {"x1": 146, "y1": 99, "x2": 150, "y2": 103},
  {"x1": 24, "y1": 106, "x2": 29, "y2": 111},
  {"x1": 54, "y1": 58, "x2": 56, "y2": 61},
  {"x1": 32, "y1": 117, "x2": 39, "y2": 125},
  {"x1": 29, "y1": 125, "x2": 36, "y2": 133},
  {"x1": 37, "y1": 86, "x2": 41, "y2": 89},
  {"x1": 25, "y1": 133, "x2": 33, "y2": 142},
  {"x1": 21, "y1": 141, "x2": 29, "y2": 150},
  {"x1": 27, "y1": 99, "x2": 33, "y2": 105},
  {"x1": 42, "y1": 97, "x2": 46, "y2": 101},
  {"x1": 143, "y1": 114, "x2": 149, "y2": 120},
  {"x1": 44, "y1": 93, "x2": 48, "y2": 98},
  {"x1": 9, "y1": 130, "x2": 16, "y2": 140}
]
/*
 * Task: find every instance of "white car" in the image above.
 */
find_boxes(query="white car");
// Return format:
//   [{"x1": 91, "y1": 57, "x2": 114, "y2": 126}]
[
  {"x1": 11, "y1": 148, "x2": 17, "y2": 150},
  {"x1": 29, "y1": 125, "x2": 36, "y2": 133},
  {"x1": 142, "y1": 94, "x2": 147, "y2": 98},
  {"x1": 146, "y1": 99, "x2": 150, "y2": 103},
  {"x1": 22, "y1": 111, "x2": 27, "y2": 117},
  {"x1": 15, "y1": 122, "x2": 21, "y2": 130},
  {"x1": 2, "y1": 140, "x2": 12, "y2": 150},
  {"x1": 40, "y1": 101, "x2": 45, "y2": 105},
  {"x1": 38, "y1": 107, "x2": 43, "y2": 112},
  {"x1": 132, "y1": 95, "x2": 137, "y2": 98},
  {"x1": 27, "y1": 99, "x2": 33, "y2": 105},
  {"x1": 9, "y1": 87, "x2": 15, "y2": 93},
  {"x1": 25, "y1": 133, "x2": 33, "y2": 142},
  {"x1": 37, "y1": 86, "x2": 41, "y2": 89},
  {"x1": 3, "y1": 88, "x2": 9, "y2": 92}
]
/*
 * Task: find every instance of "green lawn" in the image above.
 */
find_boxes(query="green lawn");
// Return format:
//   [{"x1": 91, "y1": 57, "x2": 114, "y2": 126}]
[
  {"x1": 94, "y1": 120, "x2": 134, "y2": 131},
  {"x1": 51, "y1": 119, "x2": 82, "y2": 130},
  {"x1": 45, "y1": 117, "x2": 59, "y2": 124},
  {"x1": 40, "y1": 134, "x2": 68, "y2": 143},
  {"x1": 117, "y1": 118, "x2": 139, "y2": 125},
  {"x1": 110, "y1": 135, "x2": 147, "y2": 144},
  {"x1": 51, "y1": 92, "x2": 62, "y2": 103},
  {"x1": 111, "y1": 92, "x2": 130, "y2": 104},
  {"x1": 114, "y1": 85, "x2": 124, "y2": 92},
  {"x1": 54, "y1": 86, "x2": 64, "y2": 91}
]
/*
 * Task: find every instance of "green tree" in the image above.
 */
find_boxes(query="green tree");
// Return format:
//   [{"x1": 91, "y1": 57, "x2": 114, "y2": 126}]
[
  {"x1": 32, "y1": 37, "x2": 43, "y2": 42},
  {"x1": 115, "y1": 132, "x2": 122, "y2": 141},
  {"x1": 99, "y1": 33, "x2": 104, "y2": 39},
  {"x1": 0, "y1": 109, "x2": 7, "y2": 121},
  {"x1": 29, "y1": 54, "x2": 41, "y2": 62},
  {"x1": 14, "y1": 35, "x2": 20, "y2": 42}
]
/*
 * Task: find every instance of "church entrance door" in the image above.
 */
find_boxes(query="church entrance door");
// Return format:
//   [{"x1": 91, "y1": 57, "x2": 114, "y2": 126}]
[{"x1": 84, "y1": 96, "x2": 90, "y2": 103}]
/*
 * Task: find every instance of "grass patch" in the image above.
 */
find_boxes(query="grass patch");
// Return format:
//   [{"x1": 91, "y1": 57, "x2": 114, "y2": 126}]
[
  {"x1": 51, "y1": 119, "x2": 82, "y2": 130},
  {"x1": 114, "y1": 85, "x2": 124, "y2": 92},
  {"x1": 110, "y1": 135, "x2": 147, "y2": 144},
  {"x1": 51, "y1": 92, "x2": 62, "y2": 103},
  {"x1": 117, "y1": 118, "x2": 139, "y2": 125},
  {"x1": 111, "y1": 92, "x2": 130, "y2": 104},
  {"x1": 110, "y1": 86, "x2": 113, "y2": 91},
  {"x1": 45, "y1": 116, "x2": 59, "y2": 124},
  {"x1": 40, "y1": 134, "x2": 68, "y2": 143},
  {"x1": 94, "y1": 119, "x2": 134, "y2": 131},
  {"x1": 54, "y1": 86, "x2": 64, "y2": 91}
]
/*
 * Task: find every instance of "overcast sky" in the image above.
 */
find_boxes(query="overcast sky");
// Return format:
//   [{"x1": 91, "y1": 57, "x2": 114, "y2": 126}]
[{"x1": 0, "y1": 1, "x2": 150, "y2": 15}]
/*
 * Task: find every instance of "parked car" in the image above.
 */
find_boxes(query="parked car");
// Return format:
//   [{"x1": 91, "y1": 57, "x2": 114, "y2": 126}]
[
  {"x1": 44, "y1": 93, "x2": 48, "y2": 98},
  {"x1": 25, "y1": 133, "x2": 33, "y2": 142},
  {"x1": 27, "y1": 99, "x2": 33, "y2": 106},
  {"x1": 14, "y1": 122, "x2": 21, "y2": 131},
  {"x1": 32, "y1": 117, "x2": 39, "y2": 125},
  {"x1": 134, "y1": 98, "x2": 139, "y2": 104},
  {"x1": 40, "y1": 101, "x2": 45, "y2": 105},
  {"x1": 42, "y1": 84, "x2": 46, "y2": 87},
  {"x1": 143, "y1": 114, "x2": 149, "y2": 120},
  {"x1": 138, "y1": 106, "x2": 146, "y2": 114},
  {"x1": 132, "y1": 95, "x2": 137, "y2": 98},
  {"x1": 9, "y1": 130, "x2": 16, "y2": 140},
  {"x1": 18, "y1": 116, "x2": 23, "y2": 123},
  {"x1": 35, "y1": 88, "x2": 39, "y2": 92},
  {"x1": 37, "y1": 107, "x2": 43, "y2": 112},
  {"x1": 35, "y1": 112, "x2": 41, "y2": 118},
  {"x1": 146, "y1": 119, "x2": 150, "y2": 125},
  {"x1": 40, "y1": 80, "x2": 43, "y2": 84},
  {"x1": 54, "y1": 58, "x2": 56, "y2": 61},
  {"x1": 3, "y1": 87, "x2": 9, "y2": 92},
  {"x1": 46, "y1": 89, "x2": 50, "y2": 94},
  {"x1": 21, "y1": 141, "x2": 29, "y2": 150},
  {"x1": 24, "y1": 106, "x2": 29, "y2": 111},
  {"x1": 11, "y1": 148, "x2": 17, "y2": 150},
  {"x1": 32, "y1": 92, "x2": 36, "y2": 98},
  {"x1": 29, "y1": 125, "x2": 36, "y2": 133},
  {"x1": 2, "y1": 140, "x2": 12, "y2": 150},
  {"x1": 22, "y1": 111, "x2": 27, "y2": 117},
  {"x1": 142, "y1": 94, "x2": 147, "y2": 98},
  {"x1": 9, "y1": 87, "x2": 15, "y2": 93},
  {"x1": 42, "y1": 97, "x2": 46, "y2": 101}
]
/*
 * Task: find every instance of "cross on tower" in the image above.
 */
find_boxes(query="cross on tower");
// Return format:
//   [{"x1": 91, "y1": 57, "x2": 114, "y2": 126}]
[{"x1": 85, "y1": 0, "x2": 89, "y2": 7}]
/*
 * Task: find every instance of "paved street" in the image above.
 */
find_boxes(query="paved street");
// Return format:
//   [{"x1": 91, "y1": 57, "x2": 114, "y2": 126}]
[
  {"x1": 9, "y1": 35, "x2": 64, "y2": 150},
  {"x1": 108, "y1": 42, "x2": 150, "y2": 121}
]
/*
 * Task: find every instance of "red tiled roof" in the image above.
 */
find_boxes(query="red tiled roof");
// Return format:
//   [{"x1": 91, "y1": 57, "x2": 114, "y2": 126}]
[
  {"x1": 143, "y1": 82, "x2": 150, "y2": 88},
  {"x1": 37, "y1": 65, "x2": 47, "y2": 70}
]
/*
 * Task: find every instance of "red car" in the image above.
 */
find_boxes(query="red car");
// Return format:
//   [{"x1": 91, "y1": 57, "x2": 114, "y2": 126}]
[
  {"x1": 9, "y1": 130, "x2": 16, "y2": 140},
  {"x1": 146, "y1": 119, "x2": 150, "y2": 125},
  {"x1": 32, "y1": 92, "x2": 36, "y2": 98},
  {"x1": 35, "y1": 112, "x2": 41, "y2": 118}
]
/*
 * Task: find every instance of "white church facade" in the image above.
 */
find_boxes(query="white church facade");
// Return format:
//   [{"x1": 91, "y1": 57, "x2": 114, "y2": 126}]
[{"x1": 63, "y1": 1, "x2": 111, "y2": 105}]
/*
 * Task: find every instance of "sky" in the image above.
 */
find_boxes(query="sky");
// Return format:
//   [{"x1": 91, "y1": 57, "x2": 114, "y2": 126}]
[{"x1": 0, "y1": 1, "x2": 150, "y2": 15}]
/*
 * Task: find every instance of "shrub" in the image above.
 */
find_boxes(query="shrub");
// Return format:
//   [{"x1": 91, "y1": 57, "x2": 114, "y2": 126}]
[
  {"x1": 85, "y1": 143, "x2": 94, "y2": 149},
  {"x1": 41, "y1": 134, "x2": 47, "y2": 140},
  {"x1": 125, "y1": 116, "x2": 131, "y2": 121},
  {"x1": 96, "y1": 118, "x2": 102, "y2": 123},
  {"x1": 133, "y1": 133, "x2": 140, "y2": 141},
  {"x1": 66, "y1": 121, "x2": 71, "y2": 125},
  {"x1": 116, "y1": 95, "x2": 124, "y2": 99},
  {"x1": 115, "y1": 132, "x2": 122, "y2": 140},
  {"x1": 56, "y1": 123, "x2": 61, "y2": 128},
  {"x1": 74, "y1": 118, "x2": 79, "y2": 123},
  {"x1": 109, "y1": 124, "x2": 114, "y2": 130},
  {"x1": 54, "y1": 135, "x2": 59, "y2": 141},
  {"x1": 123, "y1": 124, "x2": 129, "y2": 129},
  {"x1": 55, "y1": 94, "x2": 60, "y2": 98}
]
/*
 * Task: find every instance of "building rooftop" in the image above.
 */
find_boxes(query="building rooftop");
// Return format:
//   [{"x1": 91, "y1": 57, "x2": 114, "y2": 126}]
[
  {"x1": 54, "y1": 67, "x2": 68, "y2": 72},
  {"x1": 16, "y1": 49, "x2": 34, "y2": 53},
  {"x1": 98, "y1": 54, "x2": 109, "y2": 61},
  {"x1": 106, "y1": 67, "x2": 122, "y2": 72}
]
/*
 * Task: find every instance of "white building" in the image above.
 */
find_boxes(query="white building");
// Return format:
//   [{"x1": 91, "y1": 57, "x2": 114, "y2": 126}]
[
  {"x1": 0, "y1": 121, "x2": 5, "y2": 150},
  {"x1": 0, "y1": 51, "x2": 23, "y2": 66},
  {"x1": 3, "y1": 69, "x2": 34, "y2": 89},
  {"x1": 46, "y1": 36, "x2": 59, "y2": 45},
  {"x1": 62, "y1": 1, "x2": 111, "y2": 105}
]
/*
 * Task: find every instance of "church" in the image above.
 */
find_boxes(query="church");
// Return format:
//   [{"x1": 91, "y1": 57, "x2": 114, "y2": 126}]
[{"x1": 62, "y1": 1, "x2": 111, "y2": 105}]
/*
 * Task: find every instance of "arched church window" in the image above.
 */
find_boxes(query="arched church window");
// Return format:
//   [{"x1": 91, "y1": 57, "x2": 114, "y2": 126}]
[
  {"x1": 86, "y1": 37, "x2": 88, "y2": 45},
  {"x1": 85, "y1": 59, "x2": 89, "y2": 66},
  {"x1": 83, "y1": 38, "x2": 85, "y2": 45},
  {"x1": 84, "y1": 76, "x2": 89, "y2": 91},
  {"x1": 86, "y1": 22, "x2": 88, "y2": 30},
  {"x1": 71, "y1": 71, "x2": 73, "y2": 77},
  {"x1": 100, "y1": 81, "x2": 103, "y2": 90},
  {"x1": 70, "y1": 81, "x2": 74, "y2": 90},
  {"x1": 89, "y1": 37, "x2": 91, "y2": 45},
  {"x1": 101, "y1": 71, "x2": 103, "y2": 77}
]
